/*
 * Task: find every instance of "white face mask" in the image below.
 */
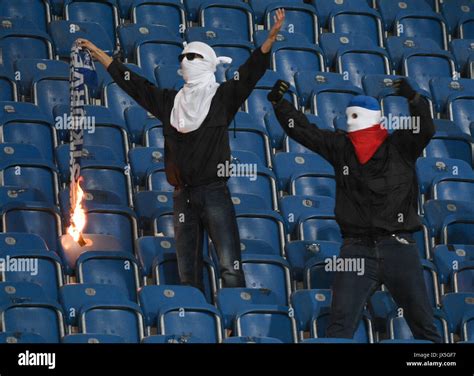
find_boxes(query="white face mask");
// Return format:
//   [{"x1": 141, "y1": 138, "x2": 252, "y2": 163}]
[
  {"x1": 346, "y1": 106, "x2": 382, "y2": 133},
  {"x1": 180, "y1": 55, "x2": 215, "y2": 85}
]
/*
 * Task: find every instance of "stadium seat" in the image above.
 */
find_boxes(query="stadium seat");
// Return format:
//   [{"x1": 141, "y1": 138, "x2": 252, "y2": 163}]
[
  {"x1": 129, "y1": 147, "x2": 165, "y2": 186},
  {"x1": 432, "y1": 176, "x2": 474, "y2": 203},
  {"x1": 433, "y1": 244, "x2": 474, "y2": 289},
  {"x1": 425, "y1": 135, "x2": 473, "y2": 166},
  {"x1": 241, "y1": 254, "x2": 291, "y2": 306},
  {"x1": 79, "y1": 301, "x2": 145, "y2": 343},
  {"x1": 134, "y1": 191, "x2": 172, "y2": 230},
  {"x1": 129, "y1": 106, "x2": 162, "y2": 145},
  {"x1": 462, "y1": 311, "x2": 474, "y2": 341},
  {"x1": 59, "y1": 283, "x2": 131, "y2": 328},
  {"x1": 453, "y1": 261, "x2": 474, "y2": 293},
  {"x1": 1, "y1": 202, "x2": 61, "y2": 251},
  {"x1": 336, "y1": 46, "x2": 392, "y2": 89},
  {"x1": 216, "y1": 287, "x2": 280, "y2": 328},
  {"x1": 450, "y1": 39, "x2": 474, "y2": 77},
  {"x1": 198, "y1": 1, "x2": 255, "y2": 42},
  {"x1": 402, "y1": 50, "x2": 456, "y2": 93},
  {"x1": 263, "y1": 3, "x2": 319, "y2": 44},
  {"x1": 0, "y1": 281, "x2": 49, "y2": 307},
  {"x1": 0, "y1": 101, "x2": 57, "y2": 161},
  {"x1": 442, "y1": 292, "x2": 474, "y2": 339},
  {"x1": 376, "y1": 0, "x2": 433, "y2": 32},
  {"x1": 223, "y1": 336, "x2": 283, "y2": 343},
  {"x1": 0, "y1": 332, "x2": 45, "y2": 343},
  {"x1": 0, "y1": 232, "x2": 48, "y2": 252},
  {"x1": 62, "y1": 333, "x2": 126, "y2": 343},
  {"x1": 459, "y1": 14, "x2": 474, "y2": 39},
  {"x1": 76, "y1": 251, "x2": 141, "y2": 302},
  {"x1": 312, "y1": 0, "x2": 371, "y2": 28},
  {"x1": 0, "y1": 68, "x2": 16, "y2": 101},
  {"x1": 294, "y1": 71, "x2": 347, "y2": 109},
  {"x1": 429, "y1": 77, "x2": 474, "y2": 115},
  {"x1": 319, "y1": 32, "x2": 376, "y2": 69},
  {"x1": 329, "y1": 8, "x2": 384, "y2": 47},
  {"x1": 291, "y1": 288, "x2": 332, "y2": 338},
  {"x1": 440, "y1": 0, "x2": 474, "y2": 36},
  {"x1": 0, "y1": 22, "x2": 53, "y2": 72},
  {"x1": 141, "y1": 334, "x2": 205, "y2": 343},
  {"x1": 395, "y1": 11, "x2": 449, "y2": 50},
  {"x1": 64, "y1": 0, "x2": 119, "y2": 50},
  {"x1": 312, "y1": 310, "x2": 374, "y2": 342},
  {"x1": 236, "y1": 210, "x2": 286, "y2": 257},
  {"x1": 1, "y1": 301, "x2": 65, "y2": 343},
  {"x1": 448, "y1": 94, "x2": 474, "y2": 137},
  {"x1": 289, "y1": 155, "x2": 336, "y2": 198},
  {"x1": 0, "y1": 0, "x2": 51, "y2": 31},
  {"x1": 118, "y1": 23, "x2": 180, "y2": 62},
  {"x1": 131, "y1": 0, "x2": 187, "y2": 37},
  {"x1": 386, "y1": 36, "x2": 442, "y2": 73},
  {"x1": 1, "y1": 249, "x2": 63, "y2": 302},
  {"x1": 48, "y1": 20, "x2": 114, "y2": 59}
]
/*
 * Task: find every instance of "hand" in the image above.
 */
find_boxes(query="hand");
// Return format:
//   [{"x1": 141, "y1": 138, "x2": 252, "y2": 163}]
[
  {"x1": 268, "y1": 8, "x2": 285, "y2": 41},
  {"x1": 76, "y1": 38, "x2": 113, "y2": 68},
  {"x1": 392, "y1": 78, "x2": 417, "y2": 101},
  {"x1": 267, "y1": 79, "x2": 290, "y2": 104}
]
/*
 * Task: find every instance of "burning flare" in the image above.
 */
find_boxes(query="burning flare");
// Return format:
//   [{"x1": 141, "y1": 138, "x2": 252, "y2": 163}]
[{"x1": 67, "y1": 178, "x2": 87, "y2": 246}]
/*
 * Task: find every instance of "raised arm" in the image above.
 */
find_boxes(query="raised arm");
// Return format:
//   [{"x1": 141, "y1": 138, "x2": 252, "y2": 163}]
[
  {"x1": 269, "y1": 80, "x2": 342, "y2": 164},
  {"x1": 77, "y1": 38, "x2": 170, "y2": 121},
  {"x1": 225, "y1": 9, "x2": 285, "y2": 114},
  {"x1": 390, "y1": 79, "x2": 435, "y2": 162}
]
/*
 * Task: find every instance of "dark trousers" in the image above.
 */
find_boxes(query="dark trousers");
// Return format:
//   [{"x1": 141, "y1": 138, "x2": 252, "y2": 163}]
[
  {"x1": 326, "y1": 233, "x2": 442, "y2": 343},
  {"x1": 173, "y1": 180, "x2": 245, "y2": 292}
]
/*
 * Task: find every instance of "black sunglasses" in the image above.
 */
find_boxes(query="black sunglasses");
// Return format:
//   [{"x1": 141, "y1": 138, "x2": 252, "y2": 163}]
[{"x1": 178, "y1": 52, "x2": 204, "y2": 62}]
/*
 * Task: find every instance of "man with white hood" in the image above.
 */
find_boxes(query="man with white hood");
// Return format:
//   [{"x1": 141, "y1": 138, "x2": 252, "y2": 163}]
[
  {"x1": 267, "y1": 79, "x2": 441, "y2": 342},
  {"x1": 77, "y1": 9, "x2": 285, "y2": 292}
]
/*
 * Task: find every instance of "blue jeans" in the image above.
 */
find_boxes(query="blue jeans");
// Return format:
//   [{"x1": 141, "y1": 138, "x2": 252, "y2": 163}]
[
  {"x1": 326, "y1": 233, "x2": 442, "y2": 343},
  {"x1": 173, "y1": 180, "x2": 245, "y2": 291}
]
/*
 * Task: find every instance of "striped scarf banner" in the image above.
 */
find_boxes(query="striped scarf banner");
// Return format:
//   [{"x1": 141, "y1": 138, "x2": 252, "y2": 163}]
[{"x1": 68, "y1": 41, "x2": 97, "y2": 246}]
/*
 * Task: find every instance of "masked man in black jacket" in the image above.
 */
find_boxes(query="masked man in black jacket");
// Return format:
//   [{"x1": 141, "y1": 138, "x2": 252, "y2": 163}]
[
  {"x1": 78, "y1": 9, "x2": 285, "y2": 292},
  {"x1": 268, "y1": 79, "x2": 441, "y2": 342}
]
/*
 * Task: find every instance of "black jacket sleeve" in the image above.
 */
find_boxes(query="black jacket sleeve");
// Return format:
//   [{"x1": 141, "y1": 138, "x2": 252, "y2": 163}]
[
  {"x1": 272, "y1": 99, "x2": 342, "y2": 164},
  {"x1": 107, "y1": 59, "x2": 173, "y2": 121},
  {"x1": 223, "y1": 47, "x2": 271, "y2": 115},
  {"x1": 390, "y1": 95, "x2": 435, "y2": 162}
]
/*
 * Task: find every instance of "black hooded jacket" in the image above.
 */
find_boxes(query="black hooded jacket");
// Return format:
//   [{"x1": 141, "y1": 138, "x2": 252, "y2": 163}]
[{"x1": 272, "y1": 95, "x2": 435, "y2": 238}]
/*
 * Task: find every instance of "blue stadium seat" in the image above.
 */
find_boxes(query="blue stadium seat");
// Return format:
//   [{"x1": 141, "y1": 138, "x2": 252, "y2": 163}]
[
  {"x1": 298, "y1": 211, "x2": 341, "y2": 243},
  {"x1": 0, "y1": 21, "x2": 53, "y2": 72},
  {"x1": 271, "y1": 40, "x2": 325, "y2": 86},
  {"x1": 59, "y1": 283, "x2": 131, "y2": 328},
  {"x1": 459, "y1": 13, "x2": 474, "y2": 39},
  {"x1": 135, "y1": 39, "x2": 184, "y2": 88},
  {"x1": 319, "y1": 32, "x2": 375, "y2": 69},
  {"x1": 0, "y1": 0, "x2": 51, "y2": 31},
  {"x1": 198, "y1": 1, "x2": 255, "y2": 42},
  {"x1": 129, "y1": 147, "x2": 164, "y2": 186},
  {"x1": 285, "y1": 240, "x2": 340, "y2": 283},
  {"x1": 216, "y1": 287, "x2": 280, "y2": 328},
  {"x1": 433, "y1": 244, "x2": 474, "y2": 289},
  {"x1": 289, "y1": 155, "x2": 336, "y2": 198},
  {"x1": 64, "y1": 0, "x2": 119, "y2": 49},
  {"x1": 450, "y1": 39, "x2": 474, "y2": 77},
  {"x1": 312, "y1": 0, "x2": 371, "y2": 28},
  {"x1": 453, "y1": 261, "x2": 474, "y2": 293},
  {"x1": 241, "y1": 254, "x2": 291, "y2": 306},
  {"x1": 425, "y1": 135, "x2": 473, "y2": 166},
  {"x1": 236, "y1": 210, "x2": 286, "y2": 257},
  {"x1": 79, "y1": 301, "x2": 145, "y2": 343},
  {"x1": 462, "y1": 311, "x2": 474, "y2": 341},
  {"x1": 223, "y1": 336, "x2": 283, "y2": 343},
  {"x1": 103, "y1": 63, "x2": 155, "y2": 122},
  {"x1": 118, "y1": 23, "x2": 180, "y2": 62},
  {"x1": 442, "y1": 292, "x2": 474, "y2": 338},
  {"x1": 336, "y1": 46, "x2": 392, "y2": 89},
  {"x1": 1, "y1": 301, "x2": 65, "y2": 343},
  {"x1": 363, "y1": 74, "x2": 424, "y2": 100},
  {"x1": 376, "y1": 0, "x2": 433, "y2": 31},
  {"x1": 0, "y1": 101, "x2": 57, "y2": 161},
  {"x1": 329, "y1": 8, "x2": 384, "y2": 47},
  {"x1": 0, "y1": 232, "x2": 48, "y2": 252},
  {"x1": 402, "y1": 50, "x2": 456, "y2": 93},
  {"x1": 77, "y1": 251, "x2": 141, "y2": 302},
  {"x1": 291, "y1": 288, "x2": 332, "y2": 337},
  {"x1": 263, "y1": 3, "x2": 319, "y2": 44},
  {"x1": 395, "y1": 11, "x2": 448, "y2": 50},
  {"x1": 131, "y1": 0, "x2": 187, "y2": 37},
  {"x1": 62, "y1": 333, "x2": 126, "y2": 343},
  {"x1": 146, "y1": 163, "x2": 174, "y2": 192},
  {"x1": 48, "y1": 20, "x2": 114, "y2": 59},
  {"x1": 134, "y1": 191, "x2": 172, "y2": 230},
  {"x1": 386, "y1": 36, "x2": 442, "y2": 73},
  {"x1": 117, "y1": 0, "x2": 134, "y2": 18},
  {"x1": 294, "y1": 71, "x2": 347, "y2": 109},
  {"x1": 284, "y1": 115, "x2": 335, "y2": 153},
  {"x1": 154, "y1": 64, "x2": 183, "y2": 91},
  {"x1": 312, "y1": 310, "x2": 374, "y2": 342},
  {"x1": 0, "y1": 68, "x2": 16, "y2": 101},
  {"x1": 448, "y1": 94, "x2": 474, "y2": 136},
  {"x1": 234, "y1": 304, "x2": 297, "y2": 343},
  {"x1": 0, "y1": 281, "x2": 49, "y2": 307},
  {"x1": 310, "y1": 81, "x2": 363, "y2": 129},
  {"x1": 1, "y1": 250, "x2": 63, "y2": 302},
  {"x1": 430, "y1": 77, "x2": 474, "y2": 115},
  {"x1": 128, "y1": 106, "x2": 162, "y2": 144},
  {"x1": 0, "y1": 332, "x2": 45, "y2": 343},
  {"x1": 441, "y1": 0, "x2": 474, "y2": 36},
  {"x1": 141, "y1": 334, "x2": 205, "y2": 343}
]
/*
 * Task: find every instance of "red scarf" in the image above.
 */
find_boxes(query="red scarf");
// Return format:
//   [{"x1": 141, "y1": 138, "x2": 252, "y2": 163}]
[{"x1": 348, "y1": 125, "x2": 388, "y2": 164}]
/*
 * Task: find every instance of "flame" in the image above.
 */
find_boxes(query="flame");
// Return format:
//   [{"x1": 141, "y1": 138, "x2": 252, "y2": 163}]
[{"x1": 67, "y1": 179, "x2": 86, "y2": 242}]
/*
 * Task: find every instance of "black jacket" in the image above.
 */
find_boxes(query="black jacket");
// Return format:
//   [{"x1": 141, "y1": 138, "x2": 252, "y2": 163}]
[
  {"x1": 107, "y1": 48, "x2": 271, "y2": 187},
  {"x1": 273, "y1": 95, "x2": 435, "y2": 238}
]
